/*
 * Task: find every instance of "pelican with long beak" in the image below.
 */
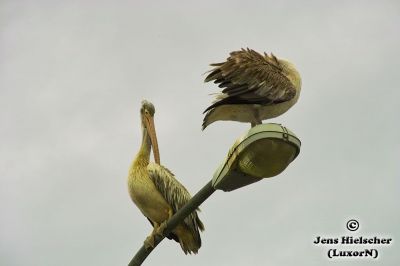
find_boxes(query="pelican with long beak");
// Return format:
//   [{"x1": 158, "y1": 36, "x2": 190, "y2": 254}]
[{"x1": 128, "y1": 100, "x2": 204, "y2": 254}]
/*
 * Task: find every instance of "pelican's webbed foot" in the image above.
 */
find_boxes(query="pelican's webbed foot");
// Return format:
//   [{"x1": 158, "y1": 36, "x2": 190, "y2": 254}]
[
  {"x1": 144, "y1": 221, "x2": 159, "y2": 249},
  {"x1": 155, "y1": 221, "x2": 168, "y2": 237},
  {"x1": 154, "y1": 209, "x2": 172, "y2": 237},
  {"x1": 144, "y1": 235, "x2": 155, "y2": 249}
]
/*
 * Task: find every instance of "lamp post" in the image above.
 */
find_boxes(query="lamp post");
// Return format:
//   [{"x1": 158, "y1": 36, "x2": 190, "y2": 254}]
[{"x1": 128, "y1": 123, "x2": 301, "y2": 266}]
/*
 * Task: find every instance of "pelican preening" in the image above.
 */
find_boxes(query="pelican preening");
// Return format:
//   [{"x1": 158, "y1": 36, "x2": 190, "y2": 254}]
[
  {"x1": 202, "y1": 48, "x2": 302, "y2": 129},
  {"x1": 128, "y1": 100, "x2": 204, "y2": 254}
]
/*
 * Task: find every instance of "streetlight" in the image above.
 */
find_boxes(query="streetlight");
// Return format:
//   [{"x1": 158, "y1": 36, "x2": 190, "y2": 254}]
[
  {"x1": 128, "y1": 123, "x2": 301, "y2": 266},
  {"x1": 212, "y1": 123, "x2": 301, "y2": 191}
]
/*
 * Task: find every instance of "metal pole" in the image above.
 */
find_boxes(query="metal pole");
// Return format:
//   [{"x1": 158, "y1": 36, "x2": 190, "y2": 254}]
[{"x1": 128, "y1": 180, "x2": 216, "y2": 266}]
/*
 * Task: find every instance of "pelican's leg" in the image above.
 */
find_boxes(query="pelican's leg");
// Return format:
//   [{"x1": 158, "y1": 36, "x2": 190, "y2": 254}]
[
  {"x1": 155, "y1": 208, "x2": 173, "y2": 237},
  {"x1": 251, "y1": 107, "x2": 262, "y2": 128},
  {"x1": 251, "y1": 120, "x2": 262, "y2": 128},
  {"x1": 144, "y1": 222, "x2": 159, "y2": 249}
]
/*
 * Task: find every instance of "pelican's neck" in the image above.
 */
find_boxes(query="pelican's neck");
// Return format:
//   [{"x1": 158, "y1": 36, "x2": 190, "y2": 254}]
[{"x1": 133, "y1": 126, "x2": 152, "y2": 168}]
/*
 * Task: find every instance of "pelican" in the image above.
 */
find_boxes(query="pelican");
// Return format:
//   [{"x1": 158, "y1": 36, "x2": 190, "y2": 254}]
[
  {"x1": 202, "y1": 48, "x2": 302, "y2": 129},
  {"x1": 128, "y1": 100, "x2": 204, "y2": 254}
]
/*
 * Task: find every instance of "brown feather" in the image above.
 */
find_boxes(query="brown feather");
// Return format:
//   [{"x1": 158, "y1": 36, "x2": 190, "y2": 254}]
[{"x1": 204, "y1": 48, "x2": 297, "y2": 113}]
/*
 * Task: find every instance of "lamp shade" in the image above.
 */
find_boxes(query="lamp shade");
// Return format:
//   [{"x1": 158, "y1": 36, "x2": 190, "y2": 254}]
[{"x1": 212, "y1": 123, "x2": 301, "y2": 191}]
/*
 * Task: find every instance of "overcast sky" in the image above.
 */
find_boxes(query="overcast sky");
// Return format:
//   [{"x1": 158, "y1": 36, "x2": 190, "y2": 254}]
[{"x1": 1, "y1": 1, "x2": 399, "y2": 266}]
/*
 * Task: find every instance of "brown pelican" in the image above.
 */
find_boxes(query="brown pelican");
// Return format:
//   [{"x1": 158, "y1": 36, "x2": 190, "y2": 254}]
[
  {"x1": 128, "y1": 100, "x2": 204, "y2": 254},
  {"x1": 202, "y1": 48, "x2": 302, "y2": 129}
]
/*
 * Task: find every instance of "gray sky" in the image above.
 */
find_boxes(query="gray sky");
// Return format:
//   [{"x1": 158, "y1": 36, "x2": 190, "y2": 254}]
[{"x1": 1, "y1": 1, "x2": 399, "y2": 265}]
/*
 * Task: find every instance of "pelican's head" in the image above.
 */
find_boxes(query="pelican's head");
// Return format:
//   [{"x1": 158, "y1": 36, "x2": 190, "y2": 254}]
[
  {"x1": 279, "y1": 59, "x2": 302, "y2": 91},
  {"x1": 141, "y1": 100, "x2": 155, "y2": 117},
  {"x1": 140, "y1": 100, "x2": 160, "y2": 164}
]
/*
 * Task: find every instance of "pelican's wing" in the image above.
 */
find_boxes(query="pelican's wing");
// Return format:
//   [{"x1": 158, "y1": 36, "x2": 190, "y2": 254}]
[
  {"x1": 204, "y1": 48, "x2": 296, "y2": 112},
  {"x1": 147, "y1": 163, "x2": 205, "y2": 239}
]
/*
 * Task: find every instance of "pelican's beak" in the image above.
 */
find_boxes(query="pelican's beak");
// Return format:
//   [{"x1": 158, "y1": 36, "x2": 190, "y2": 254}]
[{"x1": 144, "y1": 113, "x2": 160, "y2": 164}]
